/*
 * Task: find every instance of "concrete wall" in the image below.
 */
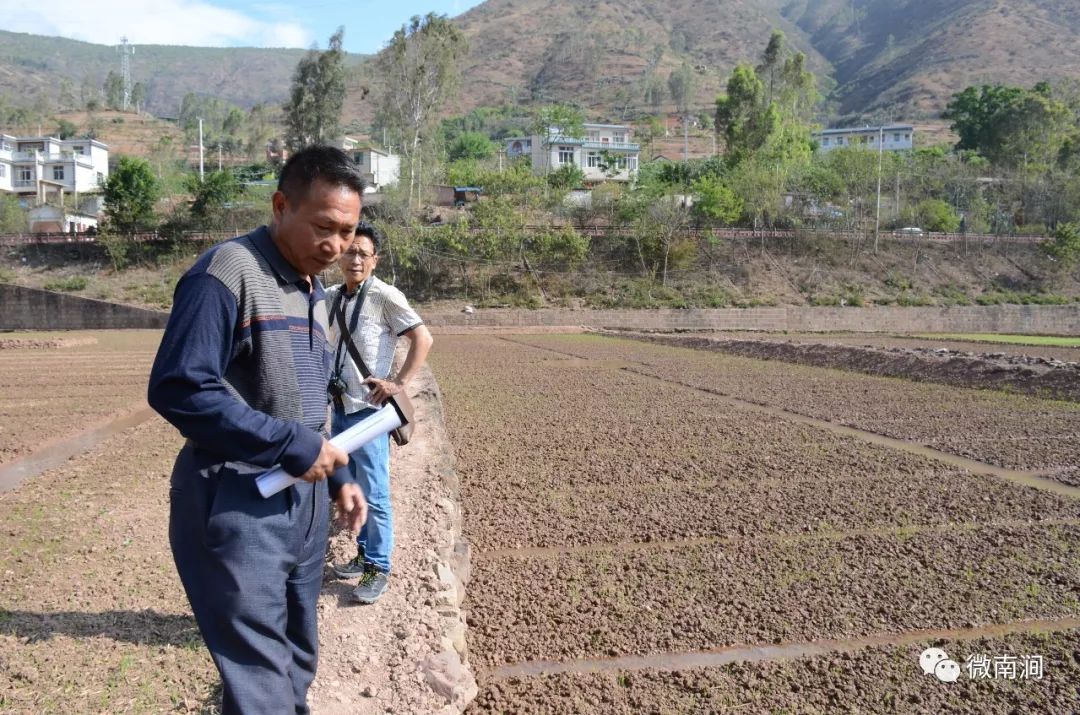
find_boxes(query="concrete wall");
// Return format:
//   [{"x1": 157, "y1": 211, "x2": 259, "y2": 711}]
[
  {"x1": 3, "y1": 280, "x2": 1076, "y2": 335},
  {"x1": 424, "y1": 304, "x2": 1080, "y2": 335},
  {"x1": 0, "y1": 283, "x2": 168, "y2": 330}
]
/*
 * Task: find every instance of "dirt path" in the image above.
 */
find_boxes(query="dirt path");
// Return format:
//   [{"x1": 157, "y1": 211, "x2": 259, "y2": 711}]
[{"x1": 310, "y1": 366, "x2": 476, "y2": 715}]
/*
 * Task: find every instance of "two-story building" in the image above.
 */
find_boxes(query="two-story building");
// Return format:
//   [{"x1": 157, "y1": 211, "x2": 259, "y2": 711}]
[
  {"x1": 0, "y1": 135, "x2": 109, "y2": 203},
  {"x1": 341, "y1": 137, "x2": 400, "y2": 192},
  {"x1": 506, "y1": 123, "x2": 640, "y2": 182},
  {"x1": 813, "y1": 124, "x2": 914, "y2": 152}
]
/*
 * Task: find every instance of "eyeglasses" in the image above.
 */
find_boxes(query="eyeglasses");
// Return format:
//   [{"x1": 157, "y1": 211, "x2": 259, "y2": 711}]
[{"x1": 341, "y1": 250, "x2": 376, "y2": 262}]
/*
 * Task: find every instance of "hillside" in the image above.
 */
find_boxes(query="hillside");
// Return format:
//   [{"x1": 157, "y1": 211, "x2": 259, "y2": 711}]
[
  {"x1": 3, "y1": 0, "x2": 1080, "y2": 130},
  {"x1": 0, "y1": 30, "x2": 367, "y2": 117},
  {"x1": 768, "y1": 0, "x2": 1080, "y2": 117}
]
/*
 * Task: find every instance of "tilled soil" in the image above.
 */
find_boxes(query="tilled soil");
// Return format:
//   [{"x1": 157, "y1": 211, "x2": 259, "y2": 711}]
[
  {"x1": 467, "y1": 524, "x2": 1080, "y2": 668},
  {"x1": 0, "y1": 417, "x2": 220, "y2": 713},
  {"x1": 429, "y1": 334, "x2": 1080, "y2": 714},
  {"x1": 624, "y1": 332, "x2": 1080, "y2": 402},
  {"x1": 508, "y1": 334, "x2": 1080, "y2": 480},
  {"x1": 472, "y1": 630, "x2": 1080, "y2": 714},
  {"x1": 0, "y1": 331, "x2": 160, "y2": 465},
  {"x1": 658, "y1": 331, "x2": 1080, "y2": 363}
]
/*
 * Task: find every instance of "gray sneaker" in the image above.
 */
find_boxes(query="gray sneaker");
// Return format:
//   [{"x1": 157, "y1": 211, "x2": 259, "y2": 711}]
[
  {"x1": 332, "y1": 547, "x2": 368, "y2": 579},
  {"x1": 352, "y1": 567, "x2": 390, "y2": 604}
]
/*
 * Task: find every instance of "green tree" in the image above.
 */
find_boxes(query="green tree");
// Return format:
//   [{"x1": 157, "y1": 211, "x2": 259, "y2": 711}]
[
  {"x1": 1042, "y1": 222, "x2": 1080, "y2": 270},
  {"x1": 186, "y1": 170, "x2": 245, "y2": 226},
  {"x1": 284, "y1": 27, "x2": 347, "y2": 150},
  {"x1": 715, "y1": 32, "x2": 816, "y2": 169},
  {"x1": 692, "y1": 175, "x2": 743, "y2": 224},
  {"x1": 916, "y1": 198, "x2": 961, "y2": 232},
  {"x1": 104, "y1": 156, "x2": 161, "y2": 234},
  {"x1": 131, "y1": 82, "x2": 146, "y2": 113},
  {"x1": 103, "y1": 71, "x2": 124, "y2": 110},
  {"x1": 448, "y1": 132, "x2": 495, "y2": 161},
  {"x1": 668, "y1": 62, "x2": 695, "y2": 115},
  {"x1": 376, "y1": 14, "x2": 468, "y2": 207},
  {"x1": 0, "y1": 194, "x2": 28, "y2": 233},
  {"x1": 943, "y1": 83, "x2": 1072, "y2": 167},
  {"x1": 55, "y1": 119, "x2": 78, "y2": 139}
]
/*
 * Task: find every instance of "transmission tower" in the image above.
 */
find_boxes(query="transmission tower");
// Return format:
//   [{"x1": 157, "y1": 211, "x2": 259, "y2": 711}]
[{"x1": 118, "y1": 37, "x2": 134, "y2": 111}]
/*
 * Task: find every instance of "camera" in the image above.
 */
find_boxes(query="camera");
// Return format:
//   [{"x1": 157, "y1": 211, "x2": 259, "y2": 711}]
[{"x1": 328, "y1": 374, "x2": 348, "y2": 399}]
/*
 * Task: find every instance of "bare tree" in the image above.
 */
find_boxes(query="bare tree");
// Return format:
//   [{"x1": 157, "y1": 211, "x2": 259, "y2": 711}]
[{"x1": 376, "y1": 14, "x2": 467, "y2": 208}]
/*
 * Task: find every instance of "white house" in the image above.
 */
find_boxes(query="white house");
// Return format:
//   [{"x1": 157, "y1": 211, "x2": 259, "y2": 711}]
[
  {"x1": 506, "y1": 123, "x2": 640, "y2": 182},
  {"x1": 0, "y1": 134, "x2": 109, "y2": 202},
  {"x1": 813, "y1": 124, "x2": 914, "y2": 152},
  {"x1": 341, "y1": 137, "x2": 400, "y2": 192}
]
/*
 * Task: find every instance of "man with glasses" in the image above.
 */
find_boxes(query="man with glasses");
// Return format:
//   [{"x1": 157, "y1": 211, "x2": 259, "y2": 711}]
[{"x1": 326, "y1": 221, "x2": 433, "y2": 603}]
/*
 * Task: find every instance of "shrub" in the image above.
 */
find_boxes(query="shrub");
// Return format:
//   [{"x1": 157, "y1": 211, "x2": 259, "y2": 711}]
[{"x1": 44, "y1": 276, "x2": 88, "y2": 292}]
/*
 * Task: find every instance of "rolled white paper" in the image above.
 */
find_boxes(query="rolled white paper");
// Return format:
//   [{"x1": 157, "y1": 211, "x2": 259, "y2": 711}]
[{"x1": 256, "y1": 403, "x2": 403, "y2": 498}]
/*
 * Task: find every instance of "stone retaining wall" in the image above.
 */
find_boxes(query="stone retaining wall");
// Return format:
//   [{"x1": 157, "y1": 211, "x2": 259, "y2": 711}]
[
  {"x1": 0, "y1": 283, "x2": 168, "y2": 330},
  {"x1": 425, "y1": 304, "x2": 1080, "y2": 335}
]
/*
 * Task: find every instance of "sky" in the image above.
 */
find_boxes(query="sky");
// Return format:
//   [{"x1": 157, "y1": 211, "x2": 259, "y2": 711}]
[{"x1": 0, "y1": 0, "x2": 485, "y2": 55}]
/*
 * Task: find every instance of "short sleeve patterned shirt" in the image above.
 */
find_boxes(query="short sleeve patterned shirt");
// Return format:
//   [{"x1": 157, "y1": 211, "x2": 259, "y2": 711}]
[{"x1": 326, "y1": 276, "x2": 423, "y2": 414}]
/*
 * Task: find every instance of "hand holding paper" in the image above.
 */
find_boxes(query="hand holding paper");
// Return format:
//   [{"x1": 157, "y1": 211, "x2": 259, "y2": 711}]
[{"x1": 256, "y1": 404, "x2": 403, "y2": 498}]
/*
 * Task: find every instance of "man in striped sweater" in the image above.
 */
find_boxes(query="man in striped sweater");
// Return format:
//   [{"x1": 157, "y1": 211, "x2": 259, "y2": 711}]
[{"x1": 148, "y1": 146, "x2": 368, "y2": 715}]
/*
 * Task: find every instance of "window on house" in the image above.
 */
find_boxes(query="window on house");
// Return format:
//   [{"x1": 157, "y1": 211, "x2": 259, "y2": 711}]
[
  {"x1": 72, "y1": 145, "x2": 85, "y2": 154},
  {"x1": 586, "y1": 131, "x2": 600, "y2": 141},
  {"x1": 53, "y1": 165, "x2": 65, "y2": 181},
  {"x1": 558, "y1": 147, "x2": 574, "y2": 165},
  {"x1": 904, "y1": 134, "x2": 910, "y2": 140},
  {"x1": 613, "y1": 133, "x2": 626, "y2": 143},
  {"x1": 96, "y1": 172, "x2": 104, "y2": 185},
  {"x1": 0, "y1": 165, "x2": 5, "y2": 177},
  {"x1": 18, "y1": 167, "x2": 32, "y2": 183},
  {"x1": 893, "y1": 133, "x2": 901, "y2": 142},
  {"x1": 586, "y1": 152, "x2": 600, "y2": 168},
  {"x1": 822, "y1": 138, "x2": 830, "y2": 146},
  {"x1": 628, "y1": 157, "x2": 638, "y2": 172}
]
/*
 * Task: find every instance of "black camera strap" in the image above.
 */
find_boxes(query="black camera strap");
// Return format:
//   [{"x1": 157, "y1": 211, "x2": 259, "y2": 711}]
[{"x1": 330, "y1": 278, "x2": 371, "y2": 378}]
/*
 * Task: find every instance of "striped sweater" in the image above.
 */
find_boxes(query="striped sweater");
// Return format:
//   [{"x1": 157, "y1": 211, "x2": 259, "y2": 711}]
[{"x1": 148, "y1": 226, "x2": 350, "y2": 492}]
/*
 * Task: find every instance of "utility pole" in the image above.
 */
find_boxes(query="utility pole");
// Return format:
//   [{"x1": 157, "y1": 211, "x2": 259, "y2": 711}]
[
  {"x1": 682, "y1": 112, "x2": 691, "y2": 164},
  {"x1": 198, "y1": 118, "x2": 205, "y2": 181},
  {"x1": 874, "y1": 125, "x2": 883, "y2": 252}
]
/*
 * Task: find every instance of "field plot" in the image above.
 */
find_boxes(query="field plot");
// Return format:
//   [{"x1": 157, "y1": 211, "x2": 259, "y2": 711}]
[
  {"x1": 0, "y1": 330, "x2": 223, "y2": 713},
  {"x1": 429, "y1": 334, "x2": 1080, "y2": 713},
  {"x1": 0, "y1": 331, "x2": 160, "y2": 466},
  {"x1": 513, "y1": 334, "x2": 1080, "y2": 482}
]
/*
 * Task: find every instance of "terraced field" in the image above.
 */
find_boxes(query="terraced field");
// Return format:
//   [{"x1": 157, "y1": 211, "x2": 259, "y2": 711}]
[{"x1": 430, "y1": 334, "x2": 1080, "y2": 713}]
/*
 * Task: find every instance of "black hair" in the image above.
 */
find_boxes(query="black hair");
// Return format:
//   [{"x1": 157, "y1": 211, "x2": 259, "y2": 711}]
[
  {"x1": 355, "y1": 220, "x2": 383, "y2": 254},
  {"x1": 277, "y1": 145, "x2": 367, "y2": 203}
]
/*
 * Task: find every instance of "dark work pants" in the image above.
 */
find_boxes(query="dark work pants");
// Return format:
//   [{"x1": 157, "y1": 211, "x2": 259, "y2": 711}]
[{"x1": 169, "y1": 445, "x2": 329, "y2": 715}]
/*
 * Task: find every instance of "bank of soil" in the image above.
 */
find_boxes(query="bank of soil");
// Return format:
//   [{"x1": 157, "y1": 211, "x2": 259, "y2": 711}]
[
  {"x1": 428, "y1": 334, "x2": 1080, "y2": 714},
  {"x1": 619, "y1": 331, "x2": 1080, "y2": 402},
  {"x1": 310, "y1": 366, "x2": 477, "y2": 715}
]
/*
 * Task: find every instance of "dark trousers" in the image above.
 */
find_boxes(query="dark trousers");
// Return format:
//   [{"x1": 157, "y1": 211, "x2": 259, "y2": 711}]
[{"x1": 169, "y1": 445, "x2": 329, "y2": 715}]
